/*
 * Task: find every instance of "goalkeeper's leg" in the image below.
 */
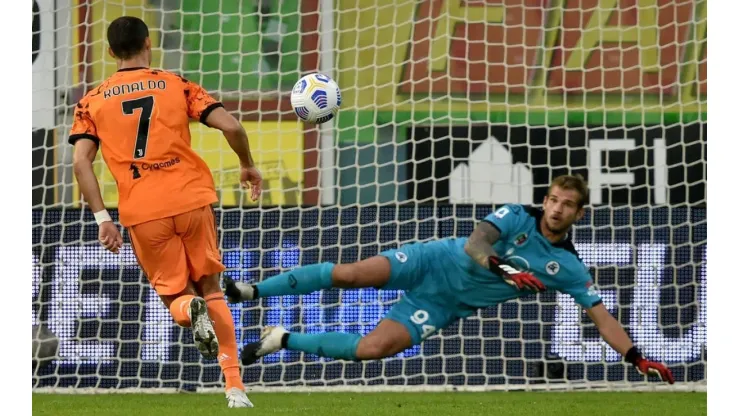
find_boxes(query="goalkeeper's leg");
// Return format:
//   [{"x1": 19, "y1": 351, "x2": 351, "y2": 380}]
[
  {"x1": 241, "y1": 319, "x2": 409, "y2": 364},
  {"x1": 224, "y1": 256, "x2": 393, "y2": 302},
  {"x1": 224, "y1": 241, "x2": 441, "y2": 303},
  {"x1": 241, "y1": 294, "x2": 456, "y2": 364}
]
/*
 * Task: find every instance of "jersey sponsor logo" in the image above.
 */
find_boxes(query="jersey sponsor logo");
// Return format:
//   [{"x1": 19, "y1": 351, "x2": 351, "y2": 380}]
[
  {"x1": 546, "y1": 261, "x2": 560, "y2": 275},
  {"x1": 141, "y1": 157, "x2": 181, "y2": 171},
  {"x1": 395, "y1": 251, "x2": 408, "y2": 263},
  {"x1": 514, "y1": 233, "x2": 528, "y2": 246},
  {"x1": 503, "y1": 255, "x2": 530, "y2": 272},
  {"x1": 129, "y1": 157, "x2": 182, "y2": 178},
  {"x1": 104, "y1": 80, "x2": 167, "y2": 100},
  {"x1": 129, "y1": 163, "x2": 141, "y2": 179}
]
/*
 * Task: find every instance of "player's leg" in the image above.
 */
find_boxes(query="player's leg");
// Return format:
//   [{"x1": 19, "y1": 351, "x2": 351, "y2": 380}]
[
  {"x1": 129, "y1": 218, "x2": 219, "y2": 360},
  {"x1": 194, "y1": 274, "x2": 251, "y2": 407},
  {"x1": 178, "y1": 206, "x2": 252, "y2": 408},
  {"x1": 157, "y1": 281, "x2": 195, "y2": 319},
  {"x1": 241, "y1": 295, "x2": 455, "y2": 364},
  {"x1": 224, "y1": 256, "x2": 391, "y2": 302},
  {"x1": 224, "y1": 241, "x2": 434, "y2": 303},
  {"x1": 242, "y1": 319, "x2": 411, "y2": 365},
  {"x1": 240, "y1": 242, "x2": 450, "y2": 363},
  {"x1": 288, "y1": 319, "x2": 413, "y2": 361}
]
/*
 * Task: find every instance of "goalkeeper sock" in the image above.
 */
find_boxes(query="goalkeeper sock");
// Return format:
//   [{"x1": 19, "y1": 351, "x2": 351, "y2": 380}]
[
  {"x1": 168, "y1": 294, "x2": 195, "y2": 327},
  {"x1": 283, "y1": 332, "x2": 361, "y2": 361},
  {"x1": 204, "y1": 292, "x2": 244, "y2": 391},
  {"x1": 256, "y1": 263, "x2": 334, "y2": 298}
]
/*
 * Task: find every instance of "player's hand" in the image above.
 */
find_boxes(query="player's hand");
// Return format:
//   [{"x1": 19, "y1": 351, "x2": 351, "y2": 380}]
[
  {"x1": 240, "y1": 164, "x2": 263, "y2": 201},
  {"x1": 488, "y1": 256, "x2": 546, "y2": 292},
  {"x1": 634, "y1": 357, "x2": 675, "y2": 384},
  {"x1": 99, "y1": 221, "x2": 123, "y2": 254},
  {"x1": 502, "y1": 270, "x2": 546, "y2": 292}
]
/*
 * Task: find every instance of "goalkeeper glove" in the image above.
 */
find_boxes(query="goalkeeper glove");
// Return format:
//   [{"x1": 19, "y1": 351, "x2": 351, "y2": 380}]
[
  {"x1": 626, "y1": 347, "x2": 675, "y2": 384},
  {"x1": 488, "y1": 256, "x2": 546, "y2": 292}
]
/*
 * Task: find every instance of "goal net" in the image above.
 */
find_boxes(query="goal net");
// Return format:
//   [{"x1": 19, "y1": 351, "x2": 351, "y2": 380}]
[{"x1": 32, "y1": 0, "x2": 707, "y2": 392}]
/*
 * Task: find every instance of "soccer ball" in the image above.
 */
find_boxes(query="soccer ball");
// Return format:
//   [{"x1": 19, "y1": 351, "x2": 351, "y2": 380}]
[{"x1": 290, "y1": 73, "x2": 341, "y2": 124}]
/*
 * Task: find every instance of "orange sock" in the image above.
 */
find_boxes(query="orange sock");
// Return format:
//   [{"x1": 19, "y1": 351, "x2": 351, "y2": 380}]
[
  {"x1": 205, "y1": 292, "x2": 244, "y2": 391},
  {"x1": 169, "y1": 294, "x2": 195, "y2": 327}
]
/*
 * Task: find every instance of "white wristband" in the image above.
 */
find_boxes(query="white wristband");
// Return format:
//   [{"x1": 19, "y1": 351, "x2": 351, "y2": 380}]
[{"x1": 94, "y1": 210, "x2": 113, "y2": 225}]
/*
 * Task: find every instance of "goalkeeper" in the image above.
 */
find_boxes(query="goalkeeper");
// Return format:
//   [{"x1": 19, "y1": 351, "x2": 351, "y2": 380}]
[{"x1": 226, "y1": 175, "x2": 674, "y2": 384}]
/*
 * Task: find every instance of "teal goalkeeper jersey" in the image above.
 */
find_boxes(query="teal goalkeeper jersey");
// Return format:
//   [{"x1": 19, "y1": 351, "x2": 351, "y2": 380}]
[{"x1": 439, "y1": 204, "x2": 602, "y2": 315}]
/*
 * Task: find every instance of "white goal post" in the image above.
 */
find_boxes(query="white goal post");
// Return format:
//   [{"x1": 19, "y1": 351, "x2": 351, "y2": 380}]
[{"x1": 32, "y1": 0, "x2": 707, "y2": 392}]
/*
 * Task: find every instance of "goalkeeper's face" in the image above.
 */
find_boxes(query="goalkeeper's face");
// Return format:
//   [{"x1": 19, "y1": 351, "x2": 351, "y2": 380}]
[{"x1": 542, "y1": 186, "x2": 585, "y2": 234}]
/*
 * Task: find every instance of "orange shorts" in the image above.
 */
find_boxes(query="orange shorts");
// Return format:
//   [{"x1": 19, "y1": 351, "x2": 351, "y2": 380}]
[{"x1": 129, "y1": 205, "x2": 226, "y2": 296}]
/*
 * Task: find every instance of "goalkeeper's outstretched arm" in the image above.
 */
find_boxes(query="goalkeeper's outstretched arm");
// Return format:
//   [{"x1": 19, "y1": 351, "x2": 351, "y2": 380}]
[
  {"x1": 464, "y1": 221, "x2": 502, "y2": 269},
  {"x1": 587, "y1": 303, "x2": 675, "y2": 384}
]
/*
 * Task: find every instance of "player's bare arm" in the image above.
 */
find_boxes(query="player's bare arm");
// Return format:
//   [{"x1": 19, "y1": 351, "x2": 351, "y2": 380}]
[
  {"x1": 464, "y1": 221, "x2": 545, "y2": 292},
  {"x1": 204, "y1": 107, "x2": 254, "y2": 167},
  {"x1": 463, "y1": 221, "x2": 501, "y2": 268},
  {"x1": 204, "y1": 106, "x2": 262, "y2": 200},
  {"x1": 587, "y1": 303, "x2": 675, "y2": 384},
  {"x1": 586, "y1": 303, "x2": 633, "y2": 355},
  {"x1": 72, "y1": 139, "x2": 123, "y2": 253},
  {"x1": 72, "y1": 139, "x2": 104, "y2": 212}
]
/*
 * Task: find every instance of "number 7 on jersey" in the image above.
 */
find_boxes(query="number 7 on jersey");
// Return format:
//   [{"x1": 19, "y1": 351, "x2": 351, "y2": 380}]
[{"x1": 122, "y1": 96, "x2": 154, "y2": 159}]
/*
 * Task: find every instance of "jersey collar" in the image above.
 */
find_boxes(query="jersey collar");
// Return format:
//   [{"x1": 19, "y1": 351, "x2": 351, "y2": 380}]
[{"x1": 117, "y1": 67, "x2": 147, "y2": 72}]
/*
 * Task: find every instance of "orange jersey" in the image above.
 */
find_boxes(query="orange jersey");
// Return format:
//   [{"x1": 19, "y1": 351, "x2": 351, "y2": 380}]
[{"x1": 69, "y1": 67, "x2": 221, "y2": 226}]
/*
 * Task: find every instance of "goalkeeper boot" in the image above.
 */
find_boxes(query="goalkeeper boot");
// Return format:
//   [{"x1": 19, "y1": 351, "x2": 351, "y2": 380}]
[
  {"x1": 240, "y1": 326, "x2": 288, "y2": 365},
  {"x1": 190, "y1": 297, "x2": 219, "y2": 360},
  {"x1": 223, "y1": 276, "x2": 256, "y2": 303},
  {"x1": 225, "y1": 387, "x2": 254, "y2": 408}
]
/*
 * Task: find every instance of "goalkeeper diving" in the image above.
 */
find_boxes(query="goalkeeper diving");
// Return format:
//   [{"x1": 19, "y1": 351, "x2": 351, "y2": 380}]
[{"x1": 226, "y1": 175, "x2": 674, "y2": 384}]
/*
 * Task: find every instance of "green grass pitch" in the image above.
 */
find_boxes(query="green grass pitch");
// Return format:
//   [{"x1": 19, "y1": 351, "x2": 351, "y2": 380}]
[{"x1": 33, "y1": 391, "x2": 706, "y2": 416}]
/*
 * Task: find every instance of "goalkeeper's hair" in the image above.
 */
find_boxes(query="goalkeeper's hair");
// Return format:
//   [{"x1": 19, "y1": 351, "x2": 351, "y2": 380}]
[
  {"x1": 549, "y1": 174, "x2": 589, "y2": 208},
  {"x1": 107, "y1": 16, "x2": 149, "y2": 60}
]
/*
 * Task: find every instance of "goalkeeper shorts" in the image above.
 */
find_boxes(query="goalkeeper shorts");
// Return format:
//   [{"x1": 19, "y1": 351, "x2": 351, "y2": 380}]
[
  {"x1": 379, "y1": 241, "x2": 461, "y2": 345},
  {"x1": 383, "y1": 294, "x2": 458, "y2": 345}
]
